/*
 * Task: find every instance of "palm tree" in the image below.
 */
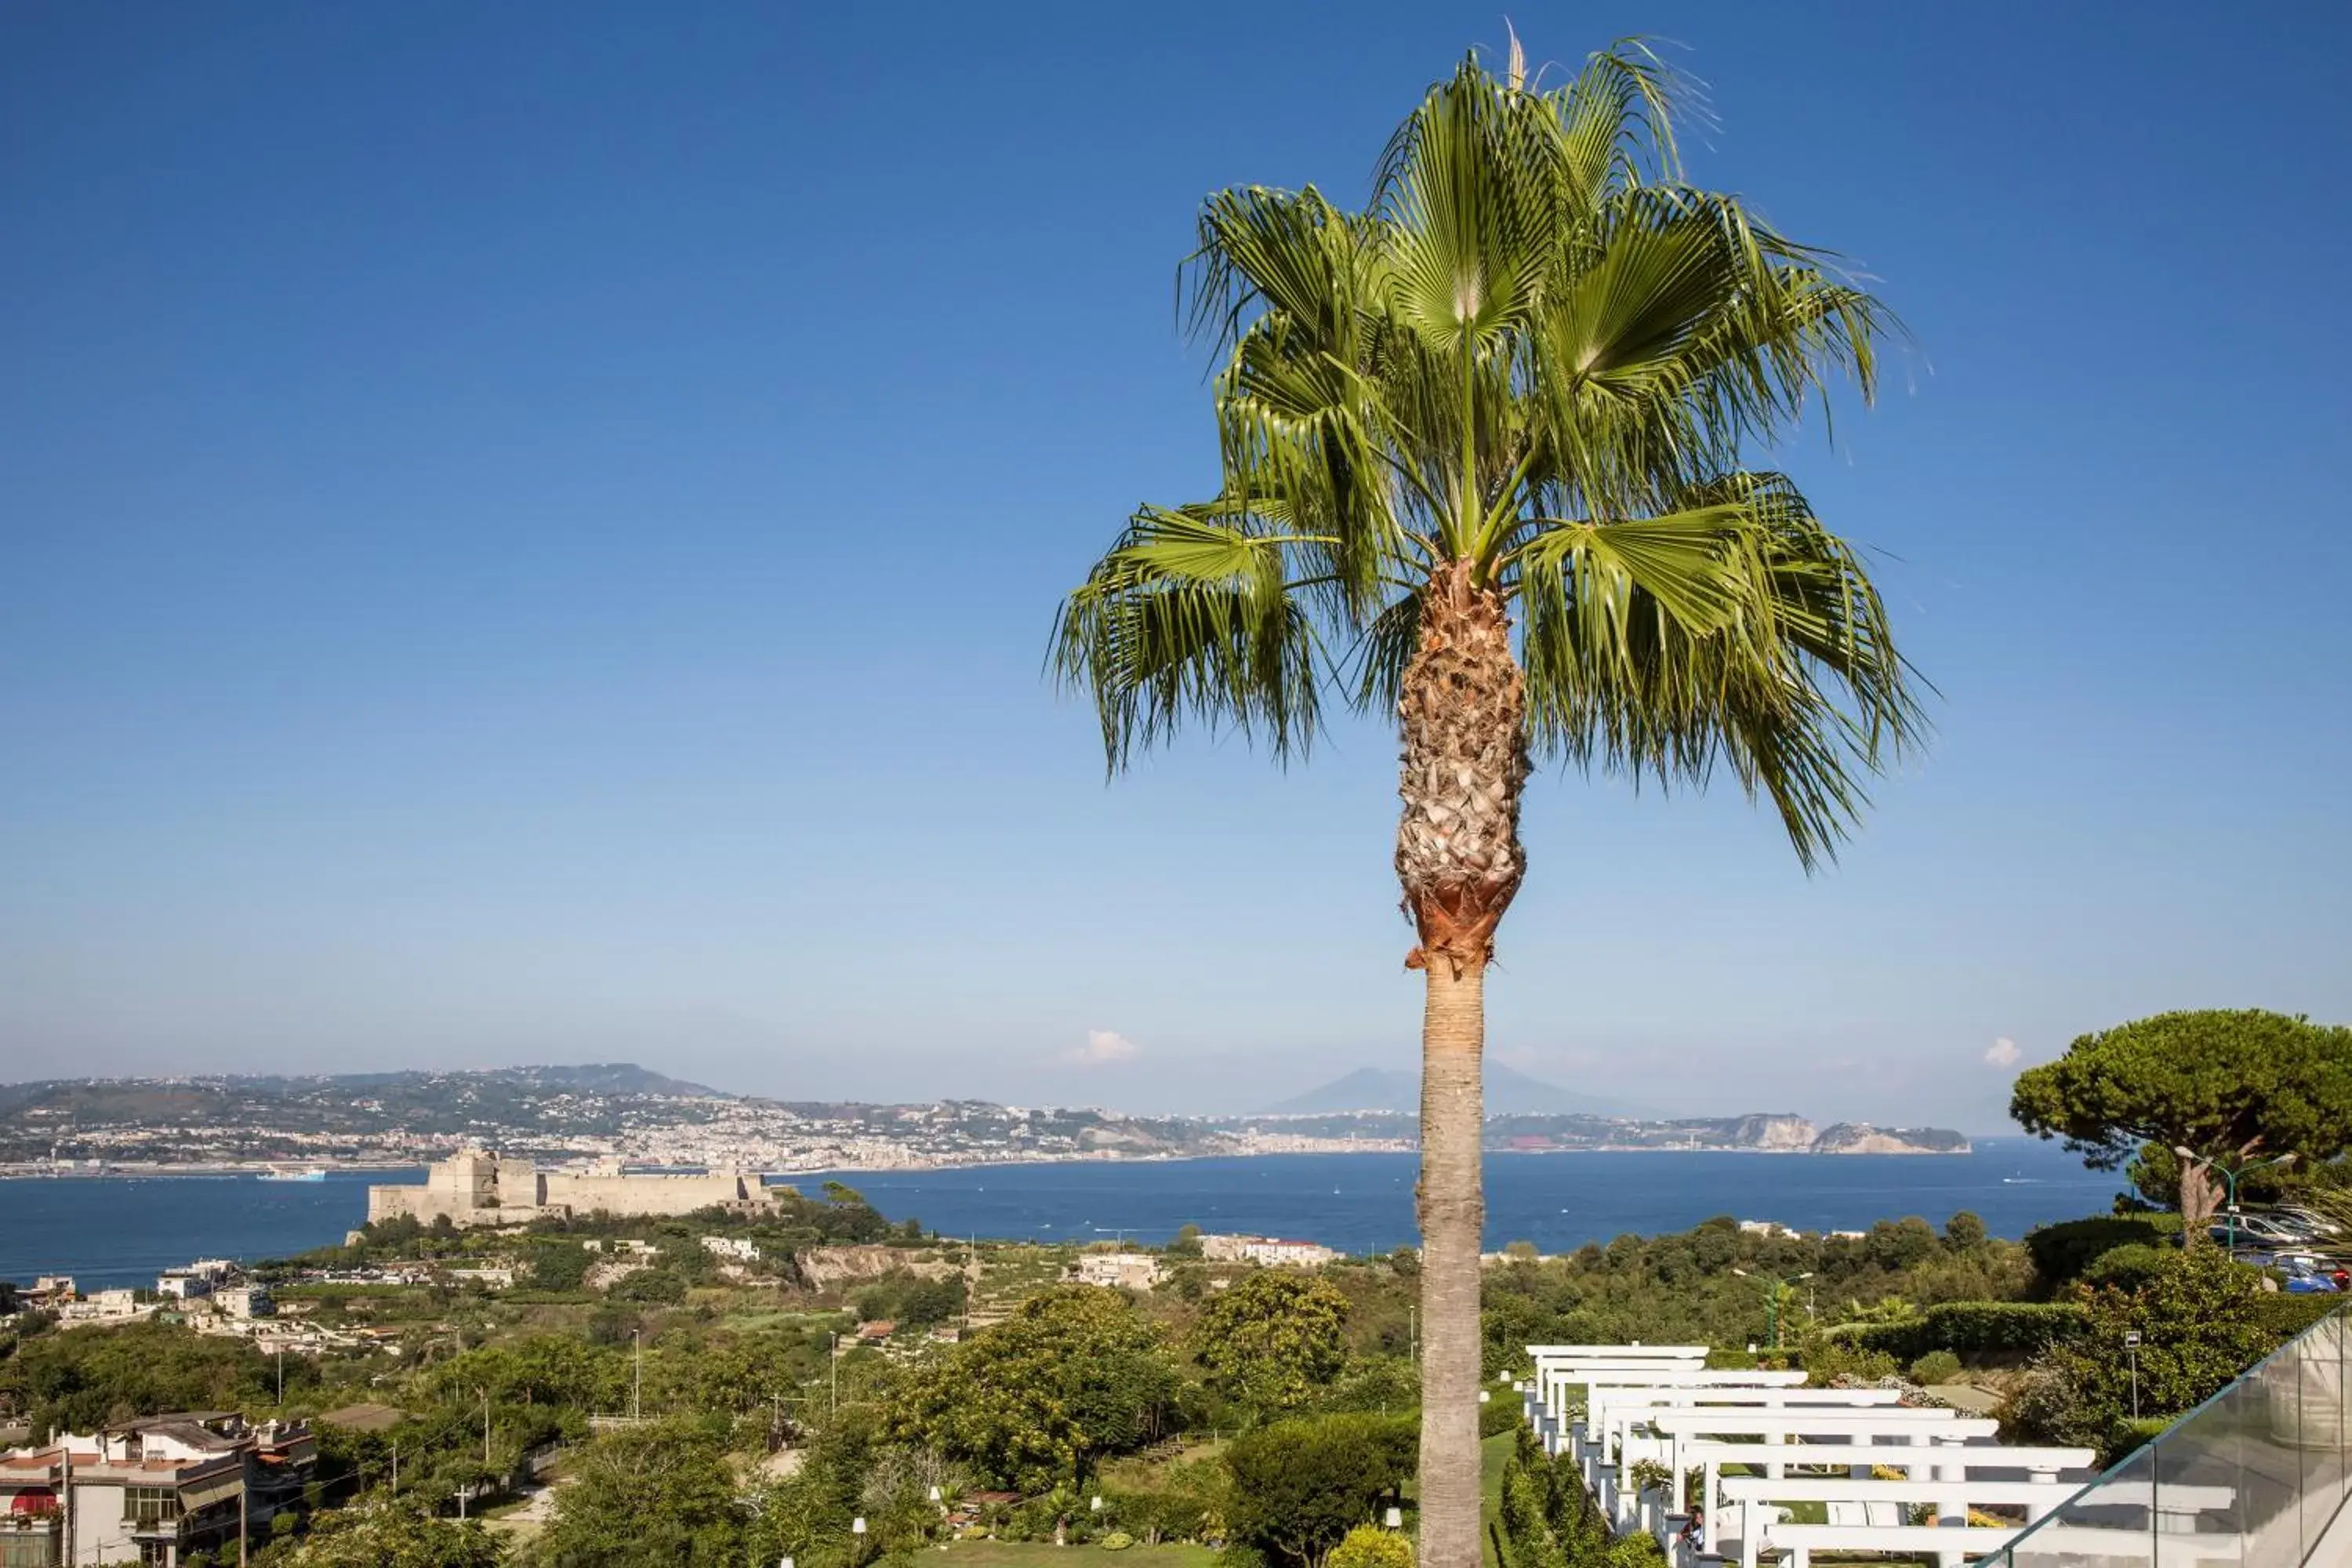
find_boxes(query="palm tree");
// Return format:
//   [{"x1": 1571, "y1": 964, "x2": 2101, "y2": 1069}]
[{"x1": 1054, "y1": 38, "x2": 1922, "y2": 1567}]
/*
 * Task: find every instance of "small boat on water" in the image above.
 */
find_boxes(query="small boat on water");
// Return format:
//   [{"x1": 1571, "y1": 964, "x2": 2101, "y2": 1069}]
[{"x1": 256, "y1": 1166, "x2": 328, "y2": 1182}]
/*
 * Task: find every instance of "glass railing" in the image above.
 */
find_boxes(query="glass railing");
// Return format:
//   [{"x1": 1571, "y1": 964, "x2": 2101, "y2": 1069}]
[{"x1": 1987, "y1": 1301, "x2": 2350, "y2": 1568}]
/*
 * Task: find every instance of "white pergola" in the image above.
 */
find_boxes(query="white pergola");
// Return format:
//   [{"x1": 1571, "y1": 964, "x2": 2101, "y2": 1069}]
[{"x1": 1517, "y1": 1343, "x2": 2209, "y2": 1568}]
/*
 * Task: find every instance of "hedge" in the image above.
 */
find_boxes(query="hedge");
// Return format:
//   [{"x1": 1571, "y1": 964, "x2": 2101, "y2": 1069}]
[
  {"x1": 2252, "y1": 1294, "x2": 2341, "y2": 1341},
  {"x1": 1829, "y1": 1301, "x2": 2091, "y2": 1363},
  {"x1": 2024, "y1": 1215, "x2": 2181, "y2": 1288}
]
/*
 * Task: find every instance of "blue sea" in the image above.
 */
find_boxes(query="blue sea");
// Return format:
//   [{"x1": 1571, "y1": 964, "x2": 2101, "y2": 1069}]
[{"x1": 0, "y1": 1139, "x2": 2117, "y2": 1290}]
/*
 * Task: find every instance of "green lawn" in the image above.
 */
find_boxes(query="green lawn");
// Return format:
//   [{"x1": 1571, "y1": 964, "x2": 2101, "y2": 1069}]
[
  {"x1": 942, "y1": 1542, "x2": 1218, "y2": 1568},
  {"x1": 1481, "y1": 1429, "x2": 1512, "y2": 1568}
]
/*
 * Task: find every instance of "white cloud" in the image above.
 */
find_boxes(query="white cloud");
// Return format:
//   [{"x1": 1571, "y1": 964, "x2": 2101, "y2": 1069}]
[
  {"x1": 1064, "y1": 1029, "x2": 1142, "y2": 1068},
  {"x1": 1984, "y1": 1037, "x2": 2022, "y2": 1069}
]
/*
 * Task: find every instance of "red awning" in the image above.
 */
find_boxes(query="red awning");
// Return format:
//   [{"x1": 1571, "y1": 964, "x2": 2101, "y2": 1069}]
[{"x1": 9, "y1": 1491, "x2": 58, "y2": 1515}]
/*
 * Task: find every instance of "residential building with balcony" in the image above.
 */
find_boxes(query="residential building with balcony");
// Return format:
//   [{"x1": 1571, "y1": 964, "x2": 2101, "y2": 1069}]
[{"x1": 0, "y1": 1413, "x2": 314, "y2": 1567}]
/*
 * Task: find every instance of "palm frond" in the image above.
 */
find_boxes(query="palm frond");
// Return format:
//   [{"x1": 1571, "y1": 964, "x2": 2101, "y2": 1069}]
[
  {"x1": 1376, "y1": 57, "x2": 1559, "y2": 358},
  {"x1": 1546, "y1": 40, "x2": 1686, "y2": 218},
  {"x1": 1051, "y1": 505, "x2": 1327, "y2": 768},
  {"x1": 1514, "y1": 474, "x2": 1925, "y2": 867},
  {"x1": 1345, "y1": 590, "x2": 1424, "y2": 713}
]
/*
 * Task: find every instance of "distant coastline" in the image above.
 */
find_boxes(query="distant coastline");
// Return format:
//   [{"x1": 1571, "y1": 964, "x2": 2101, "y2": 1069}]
[{"x1": 1, "y1": 1135, "x2": 1975, "y2": 1185}]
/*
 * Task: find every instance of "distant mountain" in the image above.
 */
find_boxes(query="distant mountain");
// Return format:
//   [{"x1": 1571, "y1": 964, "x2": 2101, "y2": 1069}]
[
  {"x1": 0, "y1": 1062, "x2": 721, "y2": 1099},
  {"x1": 1264, "y1": 1064, "x2": 1662, "y2": 1120},
  {"x1": 291, "y1": 1063, "x2": 725, "y2": 1099}
]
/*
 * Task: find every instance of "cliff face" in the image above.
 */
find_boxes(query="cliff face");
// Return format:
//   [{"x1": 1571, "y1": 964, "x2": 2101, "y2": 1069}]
[
  {"x1": 1726, "y1": 1114, "x2": 1818, "y2": 1151},
  {"x1": 1809, "y1": 1123, "x2": 1973, "y2": 1155}
]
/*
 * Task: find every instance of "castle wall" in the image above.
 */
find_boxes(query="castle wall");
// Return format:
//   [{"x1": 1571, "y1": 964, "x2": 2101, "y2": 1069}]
[
  {"x1": 367, "y1": 1156, "x2": 768, "y2": 1228},
  {"x1": 540, "y1": 1171, "x2": 760, "y2": 1217}
]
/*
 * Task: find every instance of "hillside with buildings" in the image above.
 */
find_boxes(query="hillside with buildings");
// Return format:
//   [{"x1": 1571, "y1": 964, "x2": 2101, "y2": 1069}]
[{"x1": 0, "y1": 1065, "x2": 1969, "y2": 1170}]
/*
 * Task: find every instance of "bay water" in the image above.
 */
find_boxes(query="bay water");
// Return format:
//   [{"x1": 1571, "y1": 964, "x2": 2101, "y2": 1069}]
[{"x1": 0, "y1": 1138, "x2": 2115, "y2": 1290}]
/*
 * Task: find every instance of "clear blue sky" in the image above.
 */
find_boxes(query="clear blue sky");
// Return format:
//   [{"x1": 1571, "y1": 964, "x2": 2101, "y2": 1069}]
[{"x1": 4, "y1": 3, "x2": 2347, "y2": 1131}]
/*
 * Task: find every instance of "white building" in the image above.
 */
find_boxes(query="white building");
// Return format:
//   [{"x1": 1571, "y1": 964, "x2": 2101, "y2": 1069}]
[
  {"x1": 57, "y1": 1290, "x2": 151, "y2": 1324},
  {"x1": 700, "y1": 1236, "x2": 760, "y2": 1261},
  {"x1": 1073, "y1": 1253, "x2": 1163, "y2": 1290},
  {"x1": 1200, "y1": 1234, "x2": 1339, "y2": 1268},
  {"x1": 445, "y1": 1265, "x2": 517, "y2": 1289},
  {"x1": 157, "y1": 1272, "x2": 214, "y2": 1301},
  {"x1": 215, "y1": 1285, "x2": 273, "y2": 1319}
]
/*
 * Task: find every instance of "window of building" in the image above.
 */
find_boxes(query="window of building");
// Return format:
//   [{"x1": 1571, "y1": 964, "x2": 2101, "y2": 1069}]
[
  {"x1": 122, "y1": 1486, "x2": 181, "y2": 1526},
  {"x1": 138, "y1": 1542, "x2": 172, "y2": 1566}
]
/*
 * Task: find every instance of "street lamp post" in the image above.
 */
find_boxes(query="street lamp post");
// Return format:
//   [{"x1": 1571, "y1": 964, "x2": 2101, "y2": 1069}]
[
  {"x1": 2124, "y1": 1330, "x2": 2143, "y2": 1421},
  {"x1": 1730, "y1": 1269, "x2": 1814, "y2": 1349},
  {"x1": 2174, "y1": 1148, "x2": 2298, "y2": 1254}
]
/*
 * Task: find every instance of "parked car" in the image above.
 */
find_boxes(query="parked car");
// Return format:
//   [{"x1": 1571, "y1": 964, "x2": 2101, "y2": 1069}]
[
  {"x1": 2280, "y1": 1258, "x2": 2343, "y2": 1293},
  {"x1": 2267, "y1": 1205, "x2": 2347, "y2": 1240},
  {"x1": 2212, "y1": 1213, "x2": 2324, "y2": 1247}
]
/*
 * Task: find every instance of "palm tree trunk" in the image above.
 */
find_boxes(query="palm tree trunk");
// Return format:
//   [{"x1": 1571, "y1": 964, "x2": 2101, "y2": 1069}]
[
  {"x1": 1396, "y1": 561, "x2": 1527, "y2": 1568},
  {"x1": 1417, "y1": 958, "x2": 1487, "y2": 1568}
]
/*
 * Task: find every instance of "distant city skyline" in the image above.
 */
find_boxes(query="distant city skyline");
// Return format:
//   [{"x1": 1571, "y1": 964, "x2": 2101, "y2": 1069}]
[{"x1": 4, "y1": 5, "x2": 2347, "y2": 1139}]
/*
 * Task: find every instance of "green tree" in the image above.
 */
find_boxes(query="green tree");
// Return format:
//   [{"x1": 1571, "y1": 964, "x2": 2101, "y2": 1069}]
[
  {"x1": 528, "y1": 1241, "x2": 591, "y2": 1293},
  {"x1": 1943, "y1": 1212, "x2": 1987, "y2": 1250},
  {"x1": 1864, "y1": 1218, "x2": 1940, "y2": 1272},
  {"x1": 0, "y1": 1320, "x2": 286, "y2": 1432},
  {"x1": 420, "y1": 1336, "x2": 626, "y2": 1412},
  {"x1": 530, "y1": 1418, "x2": 746, "y2": 1568},
  {"x1": 1052, "y1": 40, "x2": 1915, "y2": 1567},
  {"x1": 2010, "y1": 1010, "x2": 2352, "y2": 1227},
  {"x1": 1225, "y1": 1414, "x2": 1417, "y2": 1568},
  {"x1": 1196, "y1": 1271, "x2": 1351, "y2": 1417},
  {"x1": 285, "y1": 1501, "x2": 503, "y2": 1568},
  {"x1": 883, "y1": 1287, "x2": 1181, "y2": 1490}
]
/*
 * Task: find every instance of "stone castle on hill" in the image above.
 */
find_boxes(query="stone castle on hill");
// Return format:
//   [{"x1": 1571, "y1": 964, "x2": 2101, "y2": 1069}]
[{"x1": 366, "y1": 1149, "x2": 775, "y2": 1229}]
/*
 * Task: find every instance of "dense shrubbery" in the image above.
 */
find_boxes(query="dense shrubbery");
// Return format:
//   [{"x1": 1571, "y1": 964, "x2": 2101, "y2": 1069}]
[
  {"x1": 1222, "y1": 1413, "x2": 1415, "y2": 1568},
  {"x1": 1096, "y1": 1479, "x2": 1218, "y2": 1546},
  {"x1": 1480, "y1": 1212, "x2": 2031, "y2": 1371},
  {"x1": 281, "y1": 1501, "x2": 505, "y2": 1567},
  {"x1": 882, "y1": 1288, "x2": 1183, "y2": 1489},
  {"x1": 1499, "y1": 1426, "x2": 1667, "y2": 1568},
  {"x1": 848, "y1": 1269, "x2": 966, "y2": 1331},
  {"x1": 2004, "y1": 1247, "x2": 2276, "y2": 1456},
  {"x1": 1327, "y1": 1523, "x2": 1415, "y2": 1568},
  {"x1": 1827, "y1": 1301, "x2": 2091, "y2": 1363},
  {"x1": 2251, "y1": 1292, "x2": 2340, "y2": 1340},
  {"x1": 0, "y1": 1319, "x2": 303, "y2": 1431},
  {"x1": 2023, "y1": 1215, "x2": 2181, "y2": 1291},
  {"x1": 2078, "y1": 1243, "x2": 2172, "y2": 1293}
]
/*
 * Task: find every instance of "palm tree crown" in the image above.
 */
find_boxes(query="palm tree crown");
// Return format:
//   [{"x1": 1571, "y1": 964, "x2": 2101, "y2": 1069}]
[{"x1": 1056, "y1": 42, "x2": 1922, "y2": 871}]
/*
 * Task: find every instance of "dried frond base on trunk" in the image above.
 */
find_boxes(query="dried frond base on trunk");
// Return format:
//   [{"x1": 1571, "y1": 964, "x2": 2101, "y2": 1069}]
[{"x1": 1396, "y1": 561, "x2": 1530, "y2": 972}]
